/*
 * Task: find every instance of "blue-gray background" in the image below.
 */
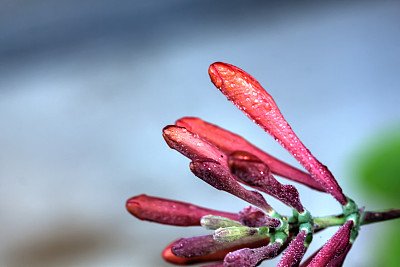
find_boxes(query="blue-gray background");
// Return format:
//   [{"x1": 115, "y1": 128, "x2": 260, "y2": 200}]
[{"x1": 1, "y1": 0, "x2": 399, "y2": 266}]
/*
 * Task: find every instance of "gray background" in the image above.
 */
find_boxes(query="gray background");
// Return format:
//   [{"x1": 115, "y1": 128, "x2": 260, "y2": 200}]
[{"x1": 1, "y1": 0, "x2": 399, "y2": 266}]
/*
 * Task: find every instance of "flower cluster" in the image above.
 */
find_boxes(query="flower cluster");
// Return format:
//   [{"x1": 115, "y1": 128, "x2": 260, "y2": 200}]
[{"x1": 126, "y1": 62, "x2": 400, "y2": 266}]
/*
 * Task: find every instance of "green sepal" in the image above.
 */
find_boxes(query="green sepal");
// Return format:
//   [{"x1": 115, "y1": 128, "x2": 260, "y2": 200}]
[
  {"x1": 288, "y1": 209, "x2": 299, "y2": 223},
  {"x1": 304, "y1": 232, "x2": 313, "y2": 247},
  {"x1": 346, "y1": 213, "x2": 360, "y2": 228},
  {"x1": 271, "y1": 231, "x2": 288, "y2": 244},
  {"x1": 298, "y1": 209, "x2": 312, "y2": 224},
  {"x1": 274, "y1": 216, "x2": 289, "y2": 235},
  {"x1": 299, "y1": 222, "x2": 312, "y2": 234},
  {"x1": 342, "y1": 196, "x2": 358, "y2": 216},
  {"x1": 350, "y1": 228, "x2": 359, "y2": 244}
]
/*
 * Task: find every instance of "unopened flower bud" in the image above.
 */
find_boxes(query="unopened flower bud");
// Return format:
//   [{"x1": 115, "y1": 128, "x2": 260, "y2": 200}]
[
  {"x1": 213, "y1": 226, "x2": 263, "y2": 243},
  {"x1": 190, "y1": 159, "x2": 273, "y2": 212},
  {"x1": 209, "y1": 62, "x2": 347, "y2": 205},
  {"x1": 201, "y1": 215, "x2": 242, "y2": 230},
  {"x1": 223, "y1": 242, "x2": 282, "y2": 267},
  {"x1": 239, "y1": 206, "x2": 281, "y2": 228}
]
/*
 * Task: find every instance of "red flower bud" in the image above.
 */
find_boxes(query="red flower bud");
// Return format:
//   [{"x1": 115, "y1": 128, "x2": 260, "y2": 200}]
[
  {"x1": 277, "y1": 230, "x2": 308, "y2": 267},
  {"x1": 126, "y1": 194, "x2": 238, "y2": 226},
  {"x1": 176, "y1": 117, "x2": 324, "y2": 192},
  {"x1": 162, "y1": 237, "x2": 270, "y2": 265},
  {"x1": 307, "y1": 220, "x2": 353, "y2": 266},
  {"x1": 229, "y1": 151, "x2": 304, "y2": 213},
  {"x1": 163, "y1": 125, "x2": 228, "y2": 169},
  {"x1": 190, "y1": 159, "x2": 273, "y2": 213},
  {"x1": 223, "y1": 242, "x2": 282, "y2": 267},
  {"x1": 238, "y1": 205, "x2": 281, "y2": 228},
  {"x1": 171, "y1": 234, "x2": 269, "y2": 258},
  {"x1": 208, "y1": 62, "x2": 347, "y2": 205}
]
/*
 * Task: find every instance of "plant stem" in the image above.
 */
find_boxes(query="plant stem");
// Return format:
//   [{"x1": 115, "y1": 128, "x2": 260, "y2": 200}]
[
  {"x1": 314, "y1": 214, "x2": 346, "y2": 229},
  {"x1": 361, "y1": 209, "x2": 400, "y2": 225}
]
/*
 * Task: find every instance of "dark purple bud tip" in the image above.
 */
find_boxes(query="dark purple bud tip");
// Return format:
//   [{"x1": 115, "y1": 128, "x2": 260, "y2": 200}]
[
  {"x1": 190, "y1": 159, "x2": 273, "y2": 212},
  {"x1": 223, "y1": 242, "x2": 282, "y2": 267},
  {"x1": 277, "y1": 230, "x2": 308, "y2": 267},
  {"x1": 229, "y1": 151, "x2": 304, "y2": 212},
  {"x1": 239, "y1": 206, "x2": 281, "y2": 228}
]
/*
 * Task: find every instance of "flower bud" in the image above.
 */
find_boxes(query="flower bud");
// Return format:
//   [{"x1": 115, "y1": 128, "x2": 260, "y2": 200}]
[
  {"x1": 213, "y1": 227, "x2": 261, "y2": 243},
  {"x1": 201, "y1": 215, "x2": 242, "y2": 230},
  {"x1": 277, "y1": 230, "x2": 308, "y2": 267},
  {"x1": 229, "y1": 151, "x2": 304, "y2": 213},
  {"x1": 223, "y1": 242, "x2": 282, "y2": 267},
  {"x1": 307, "y1": 220, "x2": 353, "y2": 266},
  {"x1": 239, "y1": 206, "x2": 281, "y2": 228},
  {"x1": 126, "y1": 194, "x2": 238, "y2": 226},
  {"x1": 209, "y1": 62, "x2": 347, "y2": 205},
  {"x1": 190, "y1": 159, "x2": 273, "y2": 212},
  {"x1": 176, "y1": 117, "x2": 324, "y2": 192}
]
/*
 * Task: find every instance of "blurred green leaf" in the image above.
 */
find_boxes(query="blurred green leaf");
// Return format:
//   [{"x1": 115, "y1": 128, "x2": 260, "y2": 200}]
[
  {"x1": 354, "y1": 126, "x2": 400, "y2": 202},
  {"x1": 353, "y1": 125, "x2": 400, "y2": 266}
]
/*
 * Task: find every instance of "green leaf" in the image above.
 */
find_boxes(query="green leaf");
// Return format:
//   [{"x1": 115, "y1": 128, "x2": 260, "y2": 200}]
[{"x1": 353, "y1": 126, "x2": 400, "y2": 203}]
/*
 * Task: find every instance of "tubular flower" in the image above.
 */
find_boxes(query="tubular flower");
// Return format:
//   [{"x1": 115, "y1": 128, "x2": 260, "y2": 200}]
[{"x1": 126, "y1": 62, "x2": 400, "y2": 266}]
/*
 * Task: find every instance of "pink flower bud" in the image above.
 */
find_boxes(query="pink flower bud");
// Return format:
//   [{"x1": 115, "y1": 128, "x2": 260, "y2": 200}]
[
  {"x1": 208, "y1": 62, "x2": 347, "y2": 205},
  {"x1": 223, "y1": 242, "x2": 282, "y2": 267},
  {"x1": 229, "y1": 151, "x2": 304, "y2": 213},
  {"x1": 277, "y1": 230, "x2": 308, "y2": 267},
  {"x1": 190, "y1": 159, "x2": 273, "y2": 213},
  {"x1": 162, "y1": 237, "x2": 270, "y2": 265},
  {"x1": 163, "y1": 125, "x2": 228, "y2": 169},
  {"x1": 176, "y1": 117, "x2": 324, "y2": 192},
  {"x1": 126, "y1": 194, "x2": 238, "y2": 226},
  {"x1": 307, "y1": 220, "x2": 353, "y2": 266},
  {"x1": 239, "y1": 205, "x2": 281, "y2": 228}
]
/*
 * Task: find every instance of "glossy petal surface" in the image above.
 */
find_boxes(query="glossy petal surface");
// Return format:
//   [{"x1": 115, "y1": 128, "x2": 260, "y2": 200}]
[
  {"x1": 126, "y1": 194, "x2": 238, "y2": 226},
  {"x1": 176, "y1": 117, "x2": 324, "y2": 192},
  {"x1": 163, "y1": 125, "x2": 228, "y2": 169},
  {"x1": 208, "y1": 62, "x2": 346, "y2": 204}
]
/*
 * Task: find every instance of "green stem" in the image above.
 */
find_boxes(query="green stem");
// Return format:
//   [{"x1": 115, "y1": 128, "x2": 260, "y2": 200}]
[{"x1": 314, "y1": 214, "x2": 346, "y2": 229}]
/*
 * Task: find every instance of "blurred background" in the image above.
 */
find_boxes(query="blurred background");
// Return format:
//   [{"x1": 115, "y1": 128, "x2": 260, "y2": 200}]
[{"x1": 1, "y1": 0, "x2": 399, "y2": 266}]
